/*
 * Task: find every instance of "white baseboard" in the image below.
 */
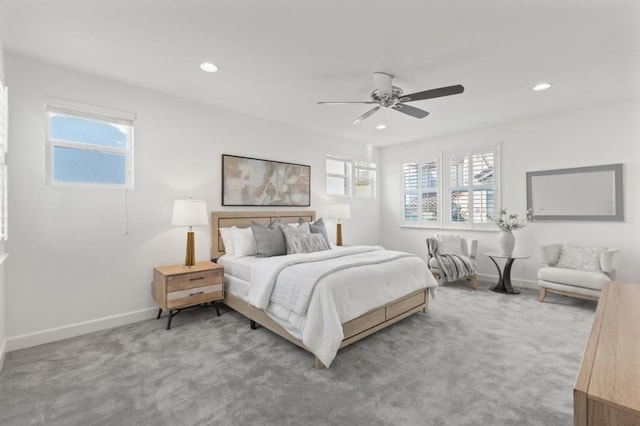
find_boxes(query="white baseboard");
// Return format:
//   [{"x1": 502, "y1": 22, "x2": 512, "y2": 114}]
[
  {"x1": 6, "y1": 307, "x2": 158, "y2": 352},
  {"x1": 477, "y1": 273, "x2": 539, "y2": 290}
]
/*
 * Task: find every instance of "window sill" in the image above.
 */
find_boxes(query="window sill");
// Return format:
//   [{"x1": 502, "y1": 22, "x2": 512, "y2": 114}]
[{"x1": 400, "y1": 224, "x2": 498, "y2": 233}]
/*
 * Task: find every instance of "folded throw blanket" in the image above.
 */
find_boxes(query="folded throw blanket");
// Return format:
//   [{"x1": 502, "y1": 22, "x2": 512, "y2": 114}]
[{"x1": 426, "y1": 238, "x2": 477, "y2": 282}]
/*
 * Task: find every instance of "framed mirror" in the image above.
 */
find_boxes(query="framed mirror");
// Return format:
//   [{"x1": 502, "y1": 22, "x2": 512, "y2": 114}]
[{"x1": 526, "y1": 164, "x2": 623, "y2": 221}]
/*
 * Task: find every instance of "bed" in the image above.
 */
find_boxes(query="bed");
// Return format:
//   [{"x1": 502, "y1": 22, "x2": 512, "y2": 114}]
[{"x1": 211, "y1": 210, "x2": 438, "y2": 368}]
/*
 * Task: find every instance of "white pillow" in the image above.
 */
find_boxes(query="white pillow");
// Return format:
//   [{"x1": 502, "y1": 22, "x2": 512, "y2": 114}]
[
  {"x1": 556, "y1": 244, "x2": 604, "y2": 272},
  {"x1": 232, "y1": 227, "x2": 257, "y2": 257},
  {"x1": 219, "y1": 226, "x2": 236, "y2": 255},
  {"x1": 436, "y1": 234, "x2": 463, "y2": 255}
]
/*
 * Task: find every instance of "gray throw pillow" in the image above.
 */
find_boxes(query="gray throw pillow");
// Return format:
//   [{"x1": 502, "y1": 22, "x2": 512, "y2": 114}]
[
  {"x1": 280, "y1": 224, "x2": 312, "y2": 255},
  {"x1": 299, "y1": 217, "x2": 331, "y2": 247},
  {"x1": 286, "y1": 232, "x2": 330, "y2": 254},
  {"x1": 251, "y1": 219, "x2": 286, "y2": 257}
]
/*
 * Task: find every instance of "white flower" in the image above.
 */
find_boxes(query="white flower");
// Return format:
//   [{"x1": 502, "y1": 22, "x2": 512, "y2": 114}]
[{"x1": 492, "y1": 208, "x2": 530, "y2": 231}]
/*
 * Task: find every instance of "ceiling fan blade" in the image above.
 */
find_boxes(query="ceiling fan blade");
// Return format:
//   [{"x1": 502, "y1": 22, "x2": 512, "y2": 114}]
[
  {"x1": 352, "y1": 106, "x2": 380, "y2": 124},
  {"x1": 391, "y1": 103, "x2": 430, "y2": 119},
  {"x1": 317, "y1": 101, "x2": 377, "y2": 105},
  {"x1": 373, "y1": 72, "x2": 394, "y2": 99},
  {"x1": 398, "y1": 84, "x2": 464, "y2": 103}
]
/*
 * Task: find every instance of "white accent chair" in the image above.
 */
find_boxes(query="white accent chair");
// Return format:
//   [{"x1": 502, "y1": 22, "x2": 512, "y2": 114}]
[
  {"x1": 537, "y1": 243, "x2": 619, "y2": 302},
  {"x1": 427, "y1": 234, "x2": 479, "y2": 290}
]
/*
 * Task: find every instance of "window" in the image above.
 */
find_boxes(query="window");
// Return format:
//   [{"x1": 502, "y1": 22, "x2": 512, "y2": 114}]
[
  {"x1": 353, "y1": 160, "x2": 376, "y2": 198},
  {"x1": 46, "y1": 99, "x2": 135, "y2": 188},
  {"x1": 402, "y1": 159, "x2": 439, "y2": 222},
  {"x1": 0, "y1": 82, "x2": 7, "y2": 243},
  {"x1": 326, "y1": 154, "x2": 377, "y2": 199},
  {"x1": 402, "y1": 145, "x2": 499, "y2": 229},
  {"x1": 446, "y1": 149, "x2": 496, "y2": 226},
  {"x1": 326, "y1": 155, "x2": 352, "y2": 197}
]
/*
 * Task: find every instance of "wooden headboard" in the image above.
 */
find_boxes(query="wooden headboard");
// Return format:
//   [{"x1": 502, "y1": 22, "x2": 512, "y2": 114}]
[{"x1": 211, "y1": 210, "x2": 316, "y2": 260}]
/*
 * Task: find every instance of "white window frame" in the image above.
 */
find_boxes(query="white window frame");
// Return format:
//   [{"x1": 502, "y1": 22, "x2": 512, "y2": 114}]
[
  {"x1": 353, "y1": 160, "x2": 377, "y2": 199},
  {"x1": 0, "y1": 82, "x2": 7, "y2": 243},
  {"x1": 401, "y1": 144, "x2": 500, "y2": 230},
  {"x1": 45, "y1": 98, "x2": 135, "y2": 189},
  {"x1": 401, "y1": 155, "x2": 441, "y2": 225},
  {"x1": 444, "y1": 145, "x2": 500, "y2": 230},
  {"x1": 326, "y1": 154, "x2": 352, "y2": 198}
]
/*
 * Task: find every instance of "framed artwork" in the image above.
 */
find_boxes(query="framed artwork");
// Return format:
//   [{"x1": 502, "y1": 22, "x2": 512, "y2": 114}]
[
  {"x1": 526, "y1": 163, "x2": 623, "y2": 221},
  {"x1": 222, "y1": 154, "x2": 311, "y2": 206}
]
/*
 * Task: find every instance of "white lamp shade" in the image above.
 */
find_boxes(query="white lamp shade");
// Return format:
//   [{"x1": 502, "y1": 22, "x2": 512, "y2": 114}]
[
  {"x1": 327, "y1": 204, "x2": 351, "y2": 220},
  {"x1": 171, "y1": 199, "x2": 208, "y2": 226}
]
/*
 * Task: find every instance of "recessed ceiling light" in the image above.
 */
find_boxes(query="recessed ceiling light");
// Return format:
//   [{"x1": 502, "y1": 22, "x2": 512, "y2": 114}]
[
  {"x1": 533, "y1": 82, "x2": 552, "y2": 91},
  {"x1": 376, "y1": 124, "x2": 386, "y2": 130},
  {"x1": 200, "y1": 62, "x2": 219, "y2": 73}
]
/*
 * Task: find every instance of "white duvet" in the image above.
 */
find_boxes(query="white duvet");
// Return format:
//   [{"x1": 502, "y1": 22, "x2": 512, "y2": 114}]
[{"x1": 247, "y1": 246, "x2": 438, "y2": 367}]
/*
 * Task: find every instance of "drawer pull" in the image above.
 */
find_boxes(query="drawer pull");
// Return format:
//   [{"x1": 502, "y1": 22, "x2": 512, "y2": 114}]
[
  {"x1": 189, "y1": 277, "x2": 205, "y2": 281},
  {"x1": 189, "y1": 291, "x2": 204, "y2": 296}
]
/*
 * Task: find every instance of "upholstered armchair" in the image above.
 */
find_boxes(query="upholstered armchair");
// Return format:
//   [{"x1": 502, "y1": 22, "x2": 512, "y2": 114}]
[
  {"x1": 537, "y1": 243, "x2": 619, "y2": 302},
  {"x1": 426, "y1": 234, "x2": 479, "y2": 290}
]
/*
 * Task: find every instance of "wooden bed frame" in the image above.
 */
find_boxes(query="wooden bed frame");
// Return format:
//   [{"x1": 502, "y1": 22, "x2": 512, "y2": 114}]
[{"x1": 211, "y1": 210, "x2": 429, "y2": 368}]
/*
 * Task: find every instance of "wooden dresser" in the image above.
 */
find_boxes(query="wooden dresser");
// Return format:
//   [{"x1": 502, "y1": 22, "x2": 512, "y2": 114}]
[{"x1": 574, "y1": 282, "x2": 640, "y2": 426}]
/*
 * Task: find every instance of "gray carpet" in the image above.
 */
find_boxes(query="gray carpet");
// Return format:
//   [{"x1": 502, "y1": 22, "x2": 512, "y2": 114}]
[{"x1": 0, "y1": 281, "x2": 596, "y2": 426}]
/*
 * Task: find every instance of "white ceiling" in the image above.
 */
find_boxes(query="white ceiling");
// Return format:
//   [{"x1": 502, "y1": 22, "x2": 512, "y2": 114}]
[{"x1": 1, "y1": 0, "x2": 639, "y2": 146}]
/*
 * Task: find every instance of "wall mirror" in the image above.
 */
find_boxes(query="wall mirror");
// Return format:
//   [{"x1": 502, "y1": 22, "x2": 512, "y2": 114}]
[{"x1": 526, "y1": 163, "x2": 623, "y2": 221}]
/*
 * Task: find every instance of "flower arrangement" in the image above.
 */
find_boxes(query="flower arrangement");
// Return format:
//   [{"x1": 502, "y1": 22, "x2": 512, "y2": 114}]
[{"x1": 492, "y1": 208, "x2": 530, "y2": 231}]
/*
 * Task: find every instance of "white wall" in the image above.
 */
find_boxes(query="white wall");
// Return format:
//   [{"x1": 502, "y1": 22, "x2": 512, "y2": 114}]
[
  {"x1": 5, "y1": 53, "x2": 380, "y2": 350},
  {"x1": 0, "y1": 34, "x2": 6, "y2": 369},
  {"x1": 381, "y1": 100, "x2": 640, "y2": 287}
]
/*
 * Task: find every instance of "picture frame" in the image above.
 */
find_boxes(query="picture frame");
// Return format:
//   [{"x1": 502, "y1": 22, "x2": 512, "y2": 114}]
[
  {"x1": 526, "y1": 163, "x2": 623, "y2": 221},
  {"x1": 222, "y1": 154, "x2": 311, "y2": 206}
]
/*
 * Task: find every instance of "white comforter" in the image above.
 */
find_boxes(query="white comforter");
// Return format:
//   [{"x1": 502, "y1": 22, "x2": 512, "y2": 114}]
[{"x1": 247, "y1": 246, "x2": 438, "y2": 367}]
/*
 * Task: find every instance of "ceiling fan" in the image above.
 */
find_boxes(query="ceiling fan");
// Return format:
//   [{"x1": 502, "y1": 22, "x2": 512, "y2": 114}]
[{"x1": 317, "y1": 72, "x2": 464, "y2": 124}]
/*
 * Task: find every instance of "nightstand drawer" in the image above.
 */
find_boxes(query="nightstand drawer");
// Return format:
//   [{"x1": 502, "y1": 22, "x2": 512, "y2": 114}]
[
  {"x1": 167, "y1": 269, "x2": 222, "y2": 292},
  {"x1": 167, "y1": 283, "x2": 224, "y2": 309}
]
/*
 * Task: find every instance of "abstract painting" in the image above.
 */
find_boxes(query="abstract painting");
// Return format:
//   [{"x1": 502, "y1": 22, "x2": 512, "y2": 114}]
[{"x1": 222, "y1": 154, "x2": 311, "y2": 206}]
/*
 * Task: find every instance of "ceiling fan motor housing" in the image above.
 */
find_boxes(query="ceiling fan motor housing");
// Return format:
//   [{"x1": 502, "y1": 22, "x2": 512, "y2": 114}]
[{"x1": 371, "y1": 86, "x2": 403, "y2": 107}]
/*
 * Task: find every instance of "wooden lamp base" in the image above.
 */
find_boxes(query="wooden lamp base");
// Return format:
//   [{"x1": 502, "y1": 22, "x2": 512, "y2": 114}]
[
  {"x1": 336, "y1": 223, "x2": 343, "y2": 246},
  {"x1": 185, "y1": 231, "x2": 195, "y2": 267}
]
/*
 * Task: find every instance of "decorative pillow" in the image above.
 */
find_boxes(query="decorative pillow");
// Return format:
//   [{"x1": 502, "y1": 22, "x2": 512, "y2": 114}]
[
  {"x1": 300, "y1": 217, "x2": 331, "y2": 247},
  {"x1": 231, "y1": 227, "x2": 257, "y2": 257},
  {"x1": 280, "y1": 224, "x2": 311, "y2": 254},
  {"x1": 436, "y1": 234, "x2": 463, "y2": 255},
  {"x1": 556, "y1": 244, "x2": 604, "y2": 272},
  {"x1": 219, "y1": 226, "x2": 236, "y2": 255},
  {"x1": 286, "y1": 232, "x2": 330, "y2": 254},
  {"x1": 251, "y1": 219, "x2": 286, "y2": 257}
]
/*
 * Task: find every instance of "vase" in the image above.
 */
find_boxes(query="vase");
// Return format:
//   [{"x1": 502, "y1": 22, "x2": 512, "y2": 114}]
[{"x1": 497, "y1": 230, "x2": 515, "y2": 256}]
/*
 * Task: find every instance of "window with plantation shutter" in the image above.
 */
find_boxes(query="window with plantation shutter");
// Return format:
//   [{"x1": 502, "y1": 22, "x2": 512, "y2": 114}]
[
  {"x1": 401, "y1": 145, "x2": 499, "y2": 229},
  {"x1": 402, "y1": 158, "x2": 439, "y2": 223},
  {"x1": 445, "y1": 148, "x2": 497, "y2": 227}
]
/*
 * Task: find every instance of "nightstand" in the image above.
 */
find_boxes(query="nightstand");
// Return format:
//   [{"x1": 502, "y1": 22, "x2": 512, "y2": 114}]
[{"x1": 152, "y1": 261, "x2": 224, "y2": 330}]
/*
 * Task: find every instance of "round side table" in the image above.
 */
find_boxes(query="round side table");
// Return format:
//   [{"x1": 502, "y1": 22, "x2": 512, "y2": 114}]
[{"x1": 482, "y1": 253, "x2": 529, "y2": 294}]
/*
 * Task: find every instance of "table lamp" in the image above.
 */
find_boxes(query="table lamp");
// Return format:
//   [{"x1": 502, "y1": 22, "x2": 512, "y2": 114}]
[
  {"x1": 171, "y1": 199, "x2": 208, "y2": 267},
  {"x1": 327, "y1": 204, "x2": 351, "y2": 246}
]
